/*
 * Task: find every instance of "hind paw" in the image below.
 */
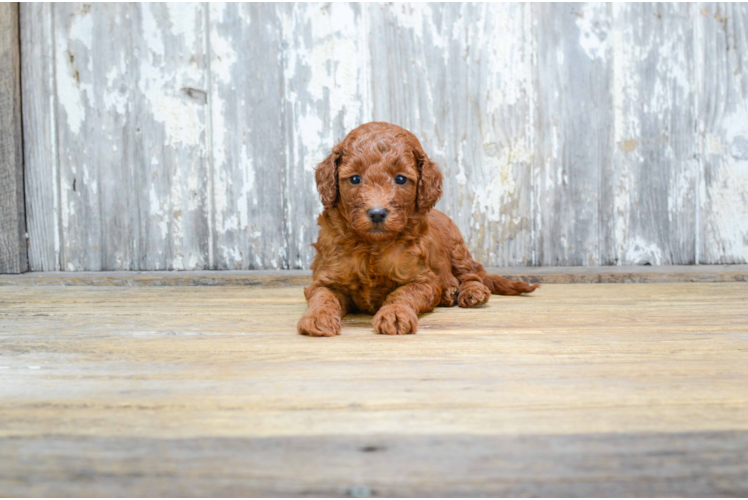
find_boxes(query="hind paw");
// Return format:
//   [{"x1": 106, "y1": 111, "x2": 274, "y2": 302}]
[
  {"x1": 440, "y1": 286, "x2": 459, "y2": 307},
  {"x1": 457, "y1": 281, "x2": 491, "y2": 308}
]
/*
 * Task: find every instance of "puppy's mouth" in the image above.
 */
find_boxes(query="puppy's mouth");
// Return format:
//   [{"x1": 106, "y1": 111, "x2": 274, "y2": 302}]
[
  {"x1": 349, "y1": 210, "x2": 404, "y2": 240},
  {"x1": 362, "y1": 229, "x2": 395, "y2": 242},
  {"x1": 356, "y1": 224, "x2": 396, "y2": 240},
  {"x1": 364, "y1": 226, "x2": 391, "y2": 239}
]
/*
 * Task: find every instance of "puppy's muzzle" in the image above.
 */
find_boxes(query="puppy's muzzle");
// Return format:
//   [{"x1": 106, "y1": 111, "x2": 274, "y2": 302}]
[{"x1": 367, "y1": 208, "x2": 389, "y2": 224}]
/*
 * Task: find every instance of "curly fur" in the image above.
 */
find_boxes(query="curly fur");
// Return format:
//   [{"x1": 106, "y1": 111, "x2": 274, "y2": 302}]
[{"x1": 298, "y1": 122, "x2": 538, "y2": 337}]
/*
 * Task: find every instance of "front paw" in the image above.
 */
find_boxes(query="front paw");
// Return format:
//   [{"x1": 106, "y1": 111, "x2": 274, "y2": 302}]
[
  {"x1": 372, "y1": 304, "x2": 418, "y2": 335},
  {"x1": 297, "y1": 309, "x2": 341, "y2": 337},
  {"x1": 457, "y1": 281, "x2": 491, "y2": 308}
]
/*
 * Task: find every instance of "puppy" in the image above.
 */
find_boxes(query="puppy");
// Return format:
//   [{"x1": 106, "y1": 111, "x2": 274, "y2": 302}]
[{"x1": 298, "y1": 122, "x2": 538, "y2": 336}]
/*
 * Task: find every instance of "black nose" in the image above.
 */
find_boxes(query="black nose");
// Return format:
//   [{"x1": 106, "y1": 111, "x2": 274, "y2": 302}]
[{"x1": 367, "y1": 208, "x2": 389, "y2": 224}]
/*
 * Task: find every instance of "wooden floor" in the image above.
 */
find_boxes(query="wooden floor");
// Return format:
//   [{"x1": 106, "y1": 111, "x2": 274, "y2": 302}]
[{"x1": 1, "y1": 281, "x2": 747, "y2": 496}]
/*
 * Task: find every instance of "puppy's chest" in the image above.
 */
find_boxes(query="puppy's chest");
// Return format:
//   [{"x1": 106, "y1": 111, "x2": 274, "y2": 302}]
[
  {"x1": 342, "y1": 250, "x2": 419, "y2": 313},
  {"x1": 348, "y1": 279, "x2": 395, "y2": 314}
]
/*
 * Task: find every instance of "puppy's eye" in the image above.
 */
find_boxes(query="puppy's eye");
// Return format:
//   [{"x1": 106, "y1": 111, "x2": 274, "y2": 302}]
[
  {"x1": 394, "y1": 175, "x2": 407, "y2": 185},
  {"x1": 349, "y1": 175, "x2": 361, "y2": 185}
]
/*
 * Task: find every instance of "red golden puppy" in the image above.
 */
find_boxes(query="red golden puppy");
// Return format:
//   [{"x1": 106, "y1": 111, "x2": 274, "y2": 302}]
[{"x1": 298, "y1": 122, "x2": 538, "y2": 337}]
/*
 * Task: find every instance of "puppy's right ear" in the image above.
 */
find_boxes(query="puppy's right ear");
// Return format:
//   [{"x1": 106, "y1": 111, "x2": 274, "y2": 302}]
[{"x1": 315, "y1": 145, "x2": 342, "y2": 210}]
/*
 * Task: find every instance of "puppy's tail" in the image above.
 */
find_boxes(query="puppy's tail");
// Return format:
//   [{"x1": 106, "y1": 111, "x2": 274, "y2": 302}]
[{"x1": 482, "y1": 274, "x2": 539, "y2": 296}]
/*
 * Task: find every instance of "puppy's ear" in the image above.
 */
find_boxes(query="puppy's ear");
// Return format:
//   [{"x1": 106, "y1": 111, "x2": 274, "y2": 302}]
[
  {"x1": 414, "y1": 146, "x2": 443, "y2": 212},
  {"x1": 315, "y1": 145, "x2": 342, "y2": 209}
]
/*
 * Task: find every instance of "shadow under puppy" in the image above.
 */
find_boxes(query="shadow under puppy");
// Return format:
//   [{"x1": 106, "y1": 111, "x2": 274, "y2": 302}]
[{"x1": 298, "y1": 122, "x2": 538, "y2": 337}]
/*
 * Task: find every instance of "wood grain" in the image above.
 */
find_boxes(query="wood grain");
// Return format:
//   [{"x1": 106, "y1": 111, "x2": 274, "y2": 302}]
[
  {"x1": 606, "y1": 3, "x2": 698, "y2": 265},
  {"x1": 20, "y1": 4, "x2": 59, "y2": 272},
  {"x1": 132, "y1": 3, "x2": 211, "y2": 272},
  {"x1": 698, "y1": 3, "x2": 748, "y2": 264},
  {"x1": 0, "y1": 2, "x2": 27, "y2": 274},
  {"x1": 533, "y1": 3, "x2": 612, "y2": 267},
  {"x1": 208, "y1": 3, "x2": 286, "y2": 270},
  {"x1": 0, "y1": 282, "x2": 747, "y2": 495},
  {"x1": 50, "y1": 4, "x2": 211, "y2": 271},
  {"x1": 3, "y1": 432, "x2": 748, "y2": 497},
  {"x1": 18, "y1": 3, "x2": 748, "y2": 270}
]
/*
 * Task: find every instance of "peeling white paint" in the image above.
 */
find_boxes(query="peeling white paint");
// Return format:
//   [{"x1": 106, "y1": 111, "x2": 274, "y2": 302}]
[
  {"x1": 25, "y1": 3, "x2": 748, "y2": 270},
  {"x1": 148, "y1": 95, "x2": 202, "y2": 147},
  {"x1": 705, "y1": 133, "x2": 725, "y2": 156},
  {"x1": 283, "y1": 3, "x2": 366, "y2": 178},
  {"x1": 208, "y1": 2, "x2": 237, "y2": 238},
  {"x1": 141, "y1": 4, "x2": 165, "y2": 58},
  {"x1": 188, "y1": 254, "x2": 200, "y2": 269},
  {"x1": 218, "y1": 246, "x2": 241, "y2": 266},
  {"x1": 55, "y1": 18, "x2": 94, "y2": 135},
  {"x1": 611, "y1": 6, "x2": 640, "y2": 145},
  {"x1": 484, "y1": 4, "x2": 531, "y2": 110},
  {"x1": 297, "y1": 113, "x2": 324, "y2": 174},
  {"x1": 138, "y1": 4, "x2": 203, "y2": 148},
  {"x1": 576, "y1": 3, "x2": 609, "y2": 61},
  {"x1": 172, "y1": 254, "x2": 185, "y2": 271},
  {"x1": 166, "y1": 3, "x2": 197, "y2": 49},
  {"x1": 208, "y1": 4, "x2": 236, "y2": 85},
  {"x1": 611, "y1": 6, "x2": 637, "y2": 263},
  {"x1": 472, "y1": 138, "x2": 529, "y2": 222},
  {"x1": 625, "y1": 236, "x2": 664, "y2": 265},
  {"x1": 50, "y1": 89, "x2": 61, "y2": 268},
  {"x1": 150, "y1": 184, "x2": 168, "y2": 239},
  {"x1": 103, "y1": 78, "x2": 127, "y2": 116},
  {"x1": 705, "y1": 103, "x2": 748, "y2": 261},
  {"x1": 238, "y1": 144, "x2": 254, "y2": 222},
  {"x1": 68, "y1": 9, "x2": 93, "y2": 50}
]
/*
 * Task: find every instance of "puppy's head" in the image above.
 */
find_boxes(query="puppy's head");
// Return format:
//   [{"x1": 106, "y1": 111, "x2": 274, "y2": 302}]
[{"x1": 315, "y1": 122, "x2": 442, "y2": 241}]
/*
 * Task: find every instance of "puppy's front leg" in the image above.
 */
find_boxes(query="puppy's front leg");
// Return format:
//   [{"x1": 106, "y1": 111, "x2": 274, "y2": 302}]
[
  {"x1": 298, "y1": 286, "x2": 348, "y2": 337},
  {"x1": 373, "y1": 282, "x2": 440, "y2": 335}
]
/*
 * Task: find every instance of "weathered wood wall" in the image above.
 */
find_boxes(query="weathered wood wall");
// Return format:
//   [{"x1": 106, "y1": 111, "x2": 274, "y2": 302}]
[
  {"x1": 19, "y1": 3, "x2": 748, "y2": 271},
  {"x1": 0, "y1": 3, "x2": 27, "y2": 274}
]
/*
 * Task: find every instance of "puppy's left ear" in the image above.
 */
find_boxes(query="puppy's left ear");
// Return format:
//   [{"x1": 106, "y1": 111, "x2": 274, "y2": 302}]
[
  {"x1": 414, "y1": 146, "x2": 443, "y2": 212},
  {"x1": 315, "y1": 145, "x2": 342, "y2": 210}
]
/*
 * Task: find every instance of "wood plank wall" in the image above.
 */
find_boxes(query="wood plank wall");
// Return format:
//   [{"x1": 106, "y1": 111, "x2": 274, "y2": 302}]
[
  {"x1": 19, "y1": 3, "x2": 748, "y2": 271},
  {"x1": 0, "y1": 3, "x2": 27, "y2": 274}
]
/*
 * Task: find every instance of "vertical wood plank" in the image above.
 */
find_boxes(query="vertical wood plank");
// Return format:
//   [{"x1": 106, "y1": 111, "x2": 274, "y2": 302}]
[
  {"x1": 603, "y1": 4, "x2": 698, "y2": 265},
  {"x1": 208, "y1": 3, "x2": 286, "y2": 270},
  {"x1": 130, "y1": 3, "x2": 210, "y2": 270},
  {"x1": 697, "y1": 3, "x2": 748, "y2": 264},
  {"x1": 55, "y1": 3, "x2": 140, "y2": 271},
  {"x1": 53, "y1": 3, "x2": 102, "y2": 271},
  {"x1": 20, "y1": 3, "x2": 60, "y2": 271},
  {"x1": 369, "y1": 3, "x2": 534, "y2": 266},
  {"x1": 281, "y1": 3, "x2": 371, "y2": 269},
  {"x1": 52, "y1": 3, "x2": 209, "y2": 271},
  {"x1": 0, "y1": 2, "x2": 27, "y2": 273},
  {"x1": 533, "y1": 3, "x2": 613, "y2": 266}
]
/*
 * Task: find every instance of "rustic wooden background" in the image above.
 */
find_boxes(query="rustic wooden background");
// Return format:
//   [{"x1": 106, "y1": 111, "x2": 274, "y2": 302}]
[
  {"x1": 19, "y1": 3, "x2": 748, "y2": 271},
  {"x1": 0, "y1": 4, "x2": 26, "y2": 274}
]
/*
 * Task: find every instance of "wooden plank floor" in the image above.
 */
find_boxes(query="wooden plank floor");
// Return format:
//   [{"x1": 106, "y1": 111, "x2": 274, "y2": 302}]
[{"x1": 1, "y1": 282, "x2": 747, "y2": 496}]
